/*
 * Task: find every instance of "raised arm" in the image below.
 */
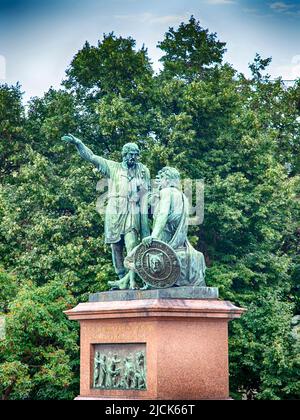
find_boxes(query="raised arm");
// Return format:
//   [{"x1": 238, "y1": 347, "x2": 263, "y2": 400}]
[{"x1": 62, "y1": 134, "x2": 110, "y2": 176}]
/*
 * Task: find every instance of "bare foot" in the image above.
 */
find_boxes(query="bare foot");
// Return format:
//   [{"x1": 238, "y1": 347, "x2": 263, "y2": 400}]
[
  {"x1": 129, "y1": 280, "x2": 139, "y2": 290},
  {"x1": 140, "y1": 283, "x2": 151, "y2": 291},
  {"x1": 108, "y1": 273, "x2": 130, "y2": 290}
]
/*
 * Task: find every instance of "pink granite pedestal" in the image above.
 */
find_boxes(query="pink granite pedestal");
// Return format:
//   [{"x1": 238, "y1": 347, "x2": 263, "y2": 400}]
[{"x1": 65, "y1": 298, "x2": 244, "y2": 400}]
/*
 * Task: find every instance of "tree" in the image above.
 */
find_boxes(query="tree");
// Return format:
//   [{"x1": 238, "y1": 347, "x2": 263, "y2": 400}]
[
  {"x1": 0, "y1": 17, "x2": 299, "y2": 400},
  {"x1": 0, "y1": 362, "x2": 32, "y2": 400},
  {"x1": 0, "y1": 267, "x2": 17, "y2": 313},
  {"x1": 0, "y1": 84, "x2": 26, "y2": 180},
  {"x1": 230, "y1": 292, "x2": 300, "y2": 400},
  {"x1": 0, "y1": 281, "x2": 79, "y2": 400},
  {"x1": 64, "y1": 33, "x2": 153, "y2": 102},
  {"x1": 158, "y1": 16, "x2": 226, "y2": 80}
]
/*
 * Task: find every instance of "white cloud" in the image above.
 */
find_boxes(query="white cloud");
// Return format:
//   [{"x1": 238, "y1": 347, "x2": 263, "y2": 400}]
[
  {"x1": 150, "y1": 15, "x2": 188, "y2": 25},
  {"x1": 291, "y1": 55, "x2": 300, "y2": 65},
  {"x1": 0, "y1": 55, "x2": 6, "y2": 81},
  {"x1": 270, "y1": 2, "x2": 294, "y2": 12},
  {"x1": 114, "y1": 13, "x2": 190, "y2": 25},
  {"x1": 276, "y1": 55, "x2": 300, "y2": 80},
  {"x1": 114, "y1": 13, "x2": 151, "y2": 23}
]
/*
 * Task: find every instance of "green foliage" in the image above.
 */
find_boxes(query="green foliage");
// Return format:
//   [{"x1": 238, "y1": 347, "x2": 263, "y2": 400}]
[
  {"x1": 0, "y1": 16, "x2": 299, "y2": 399},
  {"x1": 64, "y1": 33, "x2": 153, "y2": 101},
  {"x1": 230, "y1": 292, "x2": 300, "y2": 400},
  {"x1": 0, "y1": 281, "x2": 79, "y2": 400},
  {"x1": 0, "y1": 361, "x2": 32, "y2": 400},
  {"x1": 0, "y1": 84, "x2": 26, "y2": 180},
  {"x1": 158, "y1": 16, "x2": 226, "y2": 80},
  {"x1": 249, "y1": 53, "x2": 272, "y2": 81},
  {"x1": 0, "y1": 267, "x2": 17, "y2": 313}
]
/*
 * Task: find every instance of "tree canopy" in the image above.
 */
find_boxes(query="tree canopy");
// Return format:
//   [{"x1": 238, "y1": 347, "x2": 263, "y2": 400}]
[{"x1": 0, "y1": 17, "x2": 299, "y2": 400}]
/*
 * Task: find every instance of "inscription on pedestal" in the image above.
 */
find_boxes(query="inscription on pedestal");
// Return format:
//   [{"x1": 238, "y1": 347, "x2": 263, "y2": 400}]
[{"x1": 92, "y1": 343, "x2": 147, "y2": 391}]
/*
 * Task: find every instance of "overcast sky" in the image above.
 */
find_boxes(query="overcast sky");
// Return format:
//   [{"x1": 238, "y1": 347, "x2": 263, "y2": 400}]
[{"x1": 1, "y1": 0, "x2": 300, "y2": 102}]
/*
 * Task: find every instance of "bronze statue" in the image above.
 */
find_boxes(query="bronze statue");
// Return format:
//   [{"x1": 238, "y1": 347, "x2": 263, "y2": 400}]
[
  {"x1": 62, "y1": 134, "x2": 150, "y2": 290},
  {"x1": 63, "y1": 134, "x2": 206, "y2": 290}
]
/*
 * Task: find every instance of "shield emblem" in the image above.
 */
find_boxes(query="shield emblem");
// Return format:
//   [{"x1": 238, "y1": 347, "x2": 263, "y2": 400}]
[
  {"x1": 147, "y1": 252, "x2": 164, "y2": 275},
  {"x1": 126, "y1": 240, "x2": 181, "y2": 288}
]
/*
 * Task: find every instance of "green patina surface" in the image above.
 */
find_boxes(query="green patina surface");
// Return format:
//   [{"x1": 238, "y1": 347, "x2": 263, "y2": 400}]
[
  {"x1": 63, "y1": 136, "x2": 206, "y2": 291},
  {"x1": 89, "y1": 286, "x2": 218, "y2": 302},
  {"x1": 93, "y1": 344, "x2": 146, "y2": 391}
]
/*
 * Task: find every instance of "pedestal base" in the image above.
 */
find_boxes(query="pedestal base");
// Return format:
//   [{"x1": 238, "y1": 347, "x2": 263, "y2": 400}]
[{"x1": 65, "y1": 295, "x2": 244, "y2": 400}]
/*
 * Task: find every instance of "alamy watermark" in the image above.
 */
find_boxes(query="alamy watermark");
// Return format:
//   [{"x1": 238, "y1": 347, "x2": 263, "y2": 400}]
[
  {"x1": 0, "y1": 316, "x2": 6, "y2": 340},
  {"x1": 96, "y1": 178, "x2": 204, "y2": 226}
]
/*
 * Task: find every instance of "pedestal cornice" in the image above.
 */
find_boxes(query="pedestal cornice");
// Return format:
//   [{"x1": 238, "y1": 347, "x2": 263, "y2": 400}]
[{"x1": 65, "y1": 298, "x2": 245, "y2": 321}]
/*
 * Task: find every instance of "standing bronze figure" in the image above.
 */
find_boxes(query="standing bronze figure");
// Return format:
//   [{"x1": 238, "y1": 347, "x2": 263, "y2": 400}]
[{"x1": 62, "y1": 134, "x2": 150, "y2": 289}]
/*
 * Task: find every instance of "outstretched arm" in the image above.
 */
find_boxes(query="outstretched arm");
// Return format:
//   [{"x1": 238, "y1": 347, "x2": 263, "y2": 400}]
[{"x1": 62, "y1": 134, "x2": 110, "y2": 176}]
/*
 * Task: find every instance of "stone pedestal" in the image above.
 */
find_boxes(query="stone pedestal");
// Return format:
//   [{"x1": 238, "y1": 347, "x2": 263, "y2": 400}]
[{"x1": 65, "y1": 288, "x2": 244, "y2": 400}]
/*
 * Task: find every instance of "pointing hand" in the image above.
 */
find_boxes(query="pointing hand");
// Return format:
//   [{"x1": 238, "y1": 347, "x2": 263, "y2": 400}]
[{"x1": 61, "y1": 134, "x2": 78, "y2": 144}]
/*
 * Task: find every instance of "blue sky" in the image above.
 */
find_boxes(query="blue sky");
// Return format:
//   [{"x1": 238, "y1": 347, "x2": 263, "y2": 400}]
[{"x1": 1, "y1": 0, "x2": 300, "y2": 102}]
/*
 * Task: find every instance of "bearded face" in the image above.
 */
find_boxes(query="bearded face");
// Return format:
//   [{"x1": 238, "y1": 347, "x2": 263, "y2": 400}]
[
  {"x1": 124, "y1": 151, "x2": 139, "y2": 168},
  {"x1": 122, "y1": 143, "x2": 140, "y2": 168}
]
